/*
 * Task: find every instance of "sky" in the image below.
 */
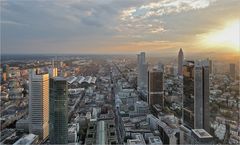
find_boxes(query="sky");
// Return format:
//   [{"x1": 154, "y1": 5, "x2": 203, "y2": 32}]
[{"x1": 1, "y1": 0, "x2": 240, "y2": 58}]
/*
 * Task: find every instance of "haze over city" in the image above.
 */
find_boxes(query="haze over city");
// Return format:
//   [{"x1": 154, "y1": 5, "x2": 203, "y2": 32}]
[{"x1": 0, "y1": 0, "x2": 240, "y2": 145}]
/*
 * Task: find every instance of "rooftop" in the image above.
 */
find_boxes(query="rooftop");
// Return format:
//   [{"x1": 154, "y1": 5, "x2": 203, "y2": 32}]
[
  {"x1": 13, "y1": 134, "x2": 38, "y2": 145},
  {"x1": 192, "y1": 129, "x2": 212, "y2": 139},
  {"x1": 148, "y1": 136, "x2": 163, "y2": 144}
]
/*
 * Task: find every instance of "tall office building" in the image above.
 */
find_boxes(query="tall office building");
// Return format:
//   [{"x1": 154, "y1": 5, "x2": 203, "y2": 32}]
[
  {"x1": 2, "y1": 64, "x2": 9, "y2": 81},
  {"x1": 178, "y1": 48, "x2": 184, "y2": 75},
  {"x1": 137, "y1": 52, "x2": 148, "y2": 91},
  {"x1": 208, "y1": 59, "x2": 213, "y2": 74},
  {"x1": 48, "y1": 68, "x2": 58, "y2": 78},
  {"x1": 49, "y1": 77, "x2": 68, "y2": 144},
  {"x1": 229, "y1": 63, "x2": 236, "y2": 79},
  {"x1": 29, "y1": 69, "x2": 49, "y2": 140},
  {"x1": 148, "y1": 66, "x2": 164, "y2": 107},
  {"x1": 182, "y1": 60, "x2": 209, "y2": 131}
]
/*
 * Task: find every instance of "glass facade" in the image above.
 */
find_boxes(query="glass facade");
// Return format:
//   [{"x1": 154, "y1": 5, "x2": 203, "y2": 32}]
[
  {"x1": 148, "y1": 70, "x2": 164, "y2": 107},
  {"x1": 183, "y1": 61, "x2": 195, "y2": 129},
  {"x1": 183, "y1": 60, "x2": 209, "y2": 132},
  {"x1": 49, "y1": 77, "x2": 68, "y2": 144}
]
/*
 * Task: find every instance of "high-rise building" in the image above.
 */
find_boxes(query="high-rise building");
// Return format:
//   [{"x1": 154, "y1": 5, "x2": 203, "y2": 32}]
[
  {"x1": 48, "y1": 68, "x2": 58, "y2": 78},
  {"x1": 182, "y1": 60, "x2": 209, "y2": 131},
  {"x1": 137, "y1": 52, "x2": 148, "y2": 91},
  {"x1": 181, "y1": 60, "x2": 210, "y2": 144},
  {"x1": 208, "y1": 59, "x2": 213, "y2": 74},
  {"x1": 229, "y1": 63, "x2": 236, "y2": 79},
  {"x1": 29, "y1": 69, "x2": 49, "y2": 140},
  {"x1": 148, "y1": 67, "x2": 164, "y2": 107},
  {"x1": 178, "y1": 48, "x2": 184, "y2": 75},
  {"x1": 2, "y1": 64, "x2": 9, "y2": 74},
  {"x1": 2, "y1": 64, "x2": 9, "y2": 81},
  {"x1": 49, "y1": 77, "x2": 68, "y2": 144}
]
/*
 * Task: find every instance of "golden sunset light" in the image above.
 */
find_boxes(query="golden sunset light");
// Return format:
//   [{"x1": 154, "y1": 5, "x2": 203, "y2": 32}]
[
  {"x1": 1, "y1": 1, "x2": 240, "y2": 145},
  {"x1": 199, "y1": 20, "x2": 240, "y2": 52}
]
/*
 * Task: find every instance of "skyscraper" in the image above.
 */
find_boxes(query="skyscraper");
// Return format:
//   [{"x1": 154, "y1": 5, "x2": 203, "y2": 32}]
[
  {"x1": 148, "y1": 66, "x2": 164, "y2": 107},
  {"x1": 229, "y1": 63, "x2": 236, "y2": 79},
  {"x1": 208, "y1": 59, "x2": 213, "y2": 74},
  {"x1": 29, "y1": 69, "x2": 49, "y2": 140},
  {"x1": 182, "y1": 60, "x2": 209, "y2": 131},
  {"x1": 178, "y1": 48, "x2": 184, "y2": 75},
  {"x1": 2, "y1": 64, "x2": 9, "y2": 81},
  {"x1": 49, "y1": 77, "x2": 68, "y2": 144},
  {"x1": 137, "y1": 52, "x2": 148, "y2": 91},
  {"x1": 195, "y1": 60, "x2": 210, "y2": 131},
  {"x1": 48, "y1": 68, "x2": 58, "y2": 78}
]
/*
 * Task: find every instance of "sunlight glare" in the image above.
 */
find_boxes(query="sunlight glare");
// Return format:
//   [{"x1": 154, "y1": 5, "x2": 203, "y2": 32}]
[{"x1": 201, "y1": 20, "x2": 240, "y2": 52}]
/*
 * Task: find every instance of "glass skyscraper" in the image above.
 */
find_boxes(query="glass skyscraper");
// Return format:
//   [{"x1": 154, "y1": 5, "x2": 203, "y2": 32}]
[
  {"x1": 49, "y1": 77, "x2": 68, "y2": 144},
  {"x1": 148, "y1": 67, "x2": 164, "y2": 107},
  {"x1": 137, "y1": 52, "x2": 148, "y2": 91},
  {"x1": 182, "y1": 60, "x2": 209, "y2": 132}
]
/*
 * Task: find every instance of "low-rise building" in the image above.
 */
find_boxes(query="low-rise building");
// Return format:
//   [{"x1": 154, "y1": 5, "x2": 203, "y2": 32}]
[
  {"x1": 68, "y1": 123, "x2": 79, "y2": 143},
  {"x1": 127, "y1": 133, "x2": 146, "y2": 145},
  {"x1": 16, "y1": 118, "x2": 29, "y2": 133},
  {"x1": 13, "y1": 134, "x2": 38, "y2": 145},
  {"x1": 148, "y1": 136, "x2": 163, "y2": 145},
  {"x1": 85, "y1": 120, "x2": 118, "y2": 145}
]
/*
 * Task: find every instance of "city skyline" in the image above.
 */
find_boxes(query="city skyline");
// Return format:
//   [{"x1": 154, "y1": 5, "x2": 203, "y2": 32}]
[
  {"x1": 0, "y1": 0, "x2": 239, "y2": 144},
  {"x1": 1, "y1": 0, "x2": 239, "y2": 58},
  {"x1": 1, "y1": 51, "x2": 239, "y2": 144}
]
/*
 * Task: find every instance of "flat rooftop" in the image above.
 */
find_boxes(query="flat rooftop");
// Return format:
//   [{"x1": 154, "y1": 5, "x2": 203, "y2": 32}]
[
  {"x1": 149, "y1": 136, "x2": 163, "y2": 144},
  {"x1": 192, "y1": 129, "x2": 212, "y2": 138},
  {"x1": 13, "y1": 134, "x2": 38, "y2": 145}
]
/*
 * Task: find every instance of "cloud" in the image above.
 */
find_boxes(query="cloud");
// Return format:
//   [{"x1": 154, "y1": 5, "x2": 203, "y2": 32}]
[
  {"x1": 117, "y1": 0, "x2": 217, "y2": 39},
  {"x1": 0, "y1": 20, "x2": 27, "y2": 26},
  {"x1": 1, "y1": 0, "x2": 239, "y2": 56},
  {"x1": 120, "y1": 0, "x2": 216, "y2": 21}
]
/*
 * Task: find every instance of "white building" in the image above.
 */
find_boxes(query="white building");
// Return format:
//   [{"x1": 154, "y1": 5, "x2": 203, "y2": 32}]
[{"x1": 29, "y1": 70, "x2": 49, "y2": 140}]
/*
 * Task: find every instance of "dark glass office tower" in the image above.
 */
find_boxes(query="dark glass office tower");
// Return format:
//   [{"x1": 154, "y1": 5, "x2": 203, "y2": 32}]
[
  {"x1": 49, "y1": 77, "x2": 68, "y2": 144},
  {"x1": 229, "y1": 63, "x2": 236, "y2": 79},
  {"x1": 148, "y1": 68, "x2": 164, "y2": 107},
  {"x1": 182, "y1": 60, "x2": 210, "y2": 132},
  {"x1": 182, "y1": 61, "x2": 195, "y2": 129}
]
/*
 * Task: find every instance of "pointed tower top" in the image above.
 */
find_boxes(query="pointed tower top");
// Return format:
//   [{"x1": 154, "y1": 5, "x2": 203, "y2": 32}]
[{"x1": 179, "y1": 48, "x2": 183, "y2": 55}]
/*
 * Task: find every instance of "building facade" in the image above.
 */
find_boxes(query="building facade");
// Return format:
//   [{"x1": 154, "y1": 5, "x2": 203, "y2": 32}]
[
  {"x1": 49, "y1": 77, "x2": 68, "y2": 144},
  {"x1": 148, "y1": 68, "x2": 164, "y2": 107},
  {"x1": 178, "y1": 48, "x2": 184, "y2": 75},
  {"x1": 85, "y1": 120, "x2": 118, "y2": 145},
  {"x1": 29, "y1": 70, "x2": 49, "y2": 140},
  {"x1": 229, "y1": 63, "x2": 236, "y2": 79},
  {"x1": 182, "y1": 60, "x2": 210, "y2": 132},
  {"x1": 137, "y1": 52, "x2": 148, "y2": 91}
]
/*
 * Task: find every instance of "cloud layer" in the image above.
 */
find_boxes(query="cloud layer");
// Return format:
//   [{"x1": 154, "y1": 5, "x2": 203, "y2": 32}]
[{"x1": 1, "y1": 0, "x2": 239, "y2": 56}]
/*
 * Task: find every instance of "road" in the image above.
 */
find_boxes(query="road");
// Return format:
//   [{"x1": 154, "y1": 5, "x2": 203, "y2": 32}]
[{"x1": 68, "y1": 92, "x2": 84, "y2": 121}]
